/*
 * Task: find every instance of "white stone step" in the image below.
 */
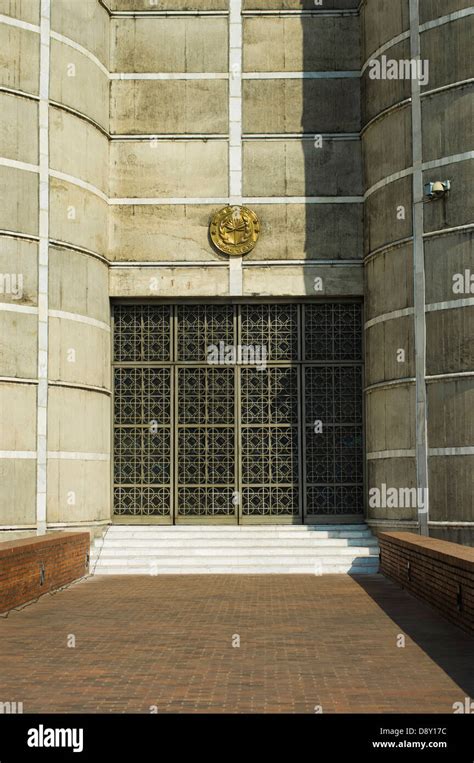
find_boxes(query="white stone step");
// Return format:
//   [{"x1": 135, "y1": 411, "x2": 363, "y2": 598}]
[
  {"x1": 94, "y1": 537, "x2": 377, "y2": 549},
  {"x1": 92, "y1": 553, "x2": 378, "y2": 567},
  {"x1": 93, "y1": 564, "x2": 379, "y2": 575},
  {"x1": 97, "y1": 530, "x2": 372, "y2": 541},
  {"x1": 92, "y1": 546, "x2": 378, "y2": 559},
  {"x1": 105, "y1": 524, "x2": 368, "y2": 533}
]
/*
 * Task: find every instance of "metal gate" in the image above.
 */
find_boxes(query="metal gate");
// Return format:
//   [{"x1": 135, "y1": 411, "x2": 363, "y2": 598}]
[{"x1": 112, "y1": 302, "x2": 363, "y2": 524}]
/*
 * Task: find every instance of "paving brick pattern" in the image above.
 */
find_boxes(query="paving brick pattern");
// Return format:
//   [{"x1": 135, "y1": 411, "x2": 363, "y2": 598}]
[{"x1": 1, "y1": 574, "x2": 473, "y2": 713}]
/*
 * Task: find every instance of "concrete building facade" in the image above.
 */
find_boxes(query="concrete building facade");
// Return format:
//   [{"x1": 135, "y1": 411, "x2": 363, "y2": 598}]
[{"x1": 0, "y1": 1, "x2": 472, "y2": 542}]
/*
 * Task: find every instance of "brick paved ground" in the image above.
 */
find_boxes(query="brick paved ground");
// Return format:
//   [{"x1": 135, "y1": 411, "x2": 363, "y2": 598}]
[{"x1": 1, "y1": 574, "x2": 473, "y2": 713}]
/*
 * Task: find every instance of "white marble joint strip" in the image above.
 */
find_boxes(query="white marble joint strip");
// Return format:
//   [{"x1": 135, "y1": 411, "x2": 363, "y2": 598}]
[
  {"x1": 429, "y1": 447, "x2": 474, "y2": 457},
  {"x1": 365, "y1": 307, "x2": 414, "y2": 329},
  {"x1": 36, "y1": 0, "x2": 50, "y2": 535},
  {"x1": 410, "y1": 0, "x2": 429, "y2": 535},
  {"x1": 426, "y1": 371, "x2": 474, "y2": 382},
  {"x1": 0, "y1": 13, "x2": 39, "y2": 33},
  {"x1": 49, "y1": 169, "x2": 108, "y2": 203},
  {"x1": 0, "y1": 157, "x2": 39, "y2": 173},
  {"x1": 243, "y1": 72, "x2": 360, "y2": 80},
  {"x1": 50, "y1": 31, "x2": 108, "y2": 77},
  {"x1": 423, "y1": 151, "x2": 474, "y2": 170},
  {"x1": 420, "y1": 8, "x2": 474, "y2": 32},
  {"x1": 0, "y1": 376, "x2": 38, "y2": 385},
  {"x1": 48, "y1": 310, "x2": 111, "y2": 332},
  {"x1": 243, "y1": 196, "x2": 363, "y2": 204},
  {"x1": 0, "y1": 450, "x2": 37, "y2": 459},
  {"x1": 426, "y1": 298, "x2": 474, "y2": 312},
  {"x1": 0, "y1": 303, "x2": 38, "y2": 315},
  {"x1": 110, "y1": 72, "x2": 228, "y2": 80},
  {"x1": 361, "y1": 32, "x2": 411, "y2": 74},
  {"x1": 421, "y1": 78, "x2": 474, "y2": 99},
  {"x1": 109, "y1": 197, "x2": 228, "y2": 206},
  {"x1": 365, "y1": 378, "x2": 416, "y2": 393},
  {"x1": 228, "y1": 0, "x2": 243, "y2": 295},
  {"x1": 367, "y1": 450, "x2": 416, "y2": 460},
  {"x1": 47, "y1": 452, "x2": 110, "y2": 461}
]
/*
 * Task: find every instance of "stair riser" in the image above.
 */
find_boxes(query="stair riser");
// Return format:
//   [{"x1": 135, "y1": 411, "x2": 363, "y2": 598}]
[
  {"x1": 92, "y1": 556, "x2": 378, "y2": 567},
  {"x1": 96, "y1": 532, "x2": 373, "y2": 544},
  {"x1": 95, "y1": 538, "x2": 376, "y2": 549},
  {"x1": 93, "y1": 566, "x2": 379, "y2": 575},
  {"x1": 91, "y1": 549, "x2": 378, "y2": 564}
]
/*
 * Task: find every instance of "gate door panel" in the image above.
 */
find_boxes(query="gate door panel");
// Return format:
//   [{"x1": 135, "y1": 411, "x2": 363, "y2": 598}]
[{"x1": 112, "y1": 302, "x2": 363, "y2": 524}]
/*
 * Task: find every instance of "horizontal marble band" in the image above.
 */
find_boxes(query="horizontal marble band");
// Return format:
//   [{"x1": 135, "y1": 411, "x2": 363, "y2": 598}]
[
  {"x1": 48, "y1": 310, "x2": 110, "y2": 333},
  {"x1": 429, "y1": 447, "x2": 474, "y2": 457},
  {"x1": 47, "y1": 451, "x2": 110, "y2": 461},
  {"x1": 0, "y1": 376, "x2": 38, "y2": 385},
  {"x1": 48, "y1": 380, "x2": 111, "y2": 396},
  {"x1": 367, "y1": 450, "x2": 416, "y2": 460},
  {"x1": 0, "y1": 450, "x2": 36, "y2": 458},
  {"x1": 367, "y1": 448, "x2": 474, "y2": 459},
  {"x1": 365, "y1": 378, "x2": 416, "y2": 393},
  {"x1": 365, "y1": 307, "x2": 414, "y2": 329}
]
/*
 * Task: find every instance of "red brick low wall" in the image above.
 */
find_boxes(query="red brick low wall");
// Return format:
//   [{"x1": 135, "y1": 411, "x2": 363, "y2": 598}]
[
  {"x1": 0, "y1": 532, "x2": 90, "y2": 614},
  {"x1": 379, "y1": 532, "x2": 474, "y2": 636}
]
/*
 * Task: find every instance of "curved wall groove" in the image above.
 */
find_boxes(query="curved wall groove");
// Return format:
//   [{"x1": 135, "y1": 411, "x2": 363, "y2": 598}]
[{"x1": 363, "y1": 0, "x2": 474, "y2": 542}]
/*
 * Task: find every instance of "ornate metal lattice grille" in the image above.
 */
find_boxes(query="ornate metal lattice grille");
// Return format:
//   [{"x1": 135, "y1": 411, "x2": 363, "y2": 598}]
[{"x1": 113, "y1": 303, "x2": 363, "y2": 523}]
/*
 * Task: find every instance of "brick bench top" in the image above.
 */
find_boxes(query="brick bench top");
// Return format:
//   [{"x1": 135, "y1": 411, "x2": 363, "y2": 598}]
[
  {"x1": 0, "y1": 532, "x2": 89, "y2": 558},
  {"x1": 379, "y1": 531, "x2": 474, "y2": 573}
]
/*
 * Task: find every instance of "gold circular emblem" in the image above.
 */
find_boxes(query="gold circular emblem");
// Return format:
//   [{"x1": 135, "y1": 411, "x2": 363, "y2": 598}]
[{"x1": 209, "y1": 205, "x2": 260, "y2": 256}]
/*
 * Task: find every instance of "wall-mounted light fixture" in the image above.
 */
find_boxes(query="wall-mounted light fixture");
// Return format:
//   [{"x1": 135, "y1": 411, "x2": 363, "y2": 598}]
[{"x1": 424, "y1": 180, "x2": 451, "y2": 200}]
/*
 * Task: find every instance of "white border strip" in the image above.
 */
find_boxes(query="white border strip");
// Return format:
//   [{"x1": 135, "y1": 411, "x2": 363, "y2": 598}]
[
  {"x1": 47, "y1": 451, "x2": 110, "y2": 461},
  {"x1": 36, "y1": 0, "x2": 50, "y2": 535},
  {"x1": 244, "y1": 196, "x2": 363, "y2": 204},
  {"x1": 367, "y1": 450, "x2": 416, "y2": 460},
  {"x1": 48, "y1": 310, "x2": 111, "y2": 332},
  {"x1": 421, "y1": 8, "x2": 474, "y2": 32},
  {"x1": 0, "y1": 157, "x2": 38, "y2": 173},
  {"x1": 108, "y1": 196, "x2": 364, "y2": 206},
  {"x1": 426, "y1": 298, "x2": 474, "y2": 312},
  {"x1": 429, "y1": 447, "x2": 474, "y2": 457},
  {"x1": 365, "y1": 307, "x2": 414, "y2": 329},
  {"x1": 0, "y1": 13, "x2": 39, "y2": 34},
  {"x1": 366, "y1": 447, "x2": 474, "y2": 459},
  {"x1": 0, "y1": 303, "x2": 38, "y2": 315},
  {"x1": 0, "y1": 376, "x2": 38, "y2": 384},
  {"x1": 109, "y1": 197, "x2": 229, "y2": 206},
  {"x1": 228, "y1": 0, "x2": 243, "y2": 296},
  {"x1": 49, "y1": 169, "x2": 108, "y2": 203},
  {"x1": 423, "y1": 151, "x2": 474, "y2": 170},
  {"x1": 50, "y1": 30, "x2": 108, "y2": 77},
  {"x1": 411, "y1": 0, "x2": 429, "y2": 536},
  {"x1": 242, "y1": 71, "x2": 360, "y2": 79},
  {"x1": 361, "y1": 31, "x2": 410, "y2": 74},
  {"x1": 0, "y1": 450, "x2": 37, "y2": 459},
  {"x1": 426, "y1": 371, "x2": 474, "y2": 382},
  {"x1": 110, "y1": 72, "x2": 228, "y2": 80}
]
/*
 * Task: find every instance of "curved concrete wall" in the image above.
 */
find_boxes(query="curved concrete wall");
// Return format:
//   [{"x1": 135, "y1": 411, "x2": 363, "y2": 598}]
[
  {"x1": 48, "y1": 0, "x2": 110, "y2": 531},
  {"x1": 0, "y1": 0, "x2": 110, "y2": 533},
  {"x1": 362, "y1": 0, "x2": 474, "y2": 542}
]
